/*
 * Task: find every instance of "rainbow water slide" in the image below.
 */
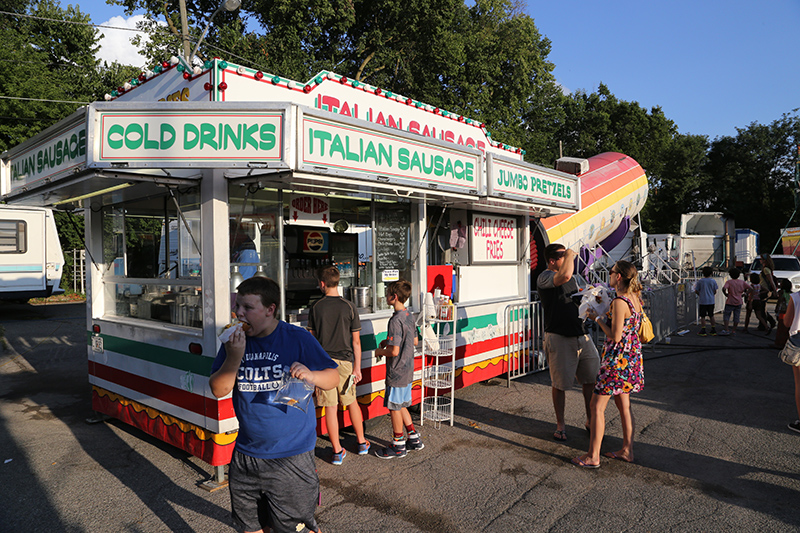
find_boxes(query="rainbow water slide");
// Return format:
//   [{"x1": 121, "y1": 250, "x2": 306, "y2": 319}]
[{"x1": 538, "y1": 152, "x2": 648, "y2": 272}]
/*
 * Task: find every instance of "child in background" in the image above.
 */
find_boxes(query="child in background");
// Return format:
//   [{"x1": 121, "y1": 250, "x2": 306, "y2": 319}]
[
  {"x1": 374, "y1": 280, "x2": 423, "y2": 459},
  {"x1": 694, "y1": 266, "x2": 718, "y2": 336},
  {"x1": 774, "y1": 278, "x2": 793, "y2": 348},
  {"x1": 308, "y1": 265, "x2": 369, "y2": 465},
  {"x1": 742, "y1": 274, "x2": 757, "y2": 333},
  {"x1": 720, "y1": 267, "x2": 748, "y2": 335},
  {"x1": 748, "y1": 272, "x2": 772, "y2": 333}
]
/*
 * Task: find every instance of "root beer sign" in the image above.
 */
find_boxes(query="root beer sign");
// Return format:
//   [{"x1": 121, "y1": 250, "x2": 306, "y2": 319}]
[{"x1": 471, "y1": 213, "x2": 518, "y2": 264}]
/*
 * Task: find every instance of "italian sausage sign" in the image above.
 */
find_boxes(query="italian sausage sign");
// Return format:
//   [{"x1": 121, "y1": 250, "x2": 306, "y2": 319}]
[{"x1": 471, "y1": 214, "x2": 518, "y2": 264}]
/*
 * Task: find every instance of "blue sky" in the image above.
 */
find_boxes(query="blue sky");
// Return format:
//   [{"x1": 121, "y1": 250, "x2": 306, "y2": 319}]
[{"x1": 87, "y1": 0, "x2": 800, "y2": 140}]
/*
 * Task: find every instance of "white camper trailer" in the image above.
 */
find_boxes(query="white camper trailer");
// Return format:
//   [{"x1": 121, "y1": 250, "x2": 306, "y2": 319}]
[{"x1": 0, "y1": 205, "x2": 64, "y2": 301}]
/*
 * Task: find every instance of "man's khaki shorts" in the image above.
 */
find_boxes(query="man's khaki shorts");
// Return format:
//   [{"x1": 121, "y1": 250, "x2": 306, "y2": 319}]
[
  {"x1": 544, "y1": 332, "x2": 600, "y2": 391},
  {"x1": 315, "y1": 359, "x2": 356, "y2": 407}
]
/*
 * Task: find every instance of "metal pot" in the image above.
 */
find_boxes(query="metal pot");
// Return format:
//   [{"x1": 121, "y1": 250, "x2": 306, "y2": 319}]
[{"x1": 351, "y1": 286, "x2": 371, "y2": 308}]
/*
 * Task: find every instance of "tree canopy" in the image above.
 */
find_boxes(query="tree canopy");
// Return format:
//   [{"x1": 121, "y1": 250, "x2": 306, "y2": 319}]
[
  {"x1": 3, "y1": 0, "x2": 799, "y2": 258},
  {"x1": 112, "y1": 0, "x2": 562, "y2": 160},
  {"x1": 0, "y1": 0, "x2": 141, "y2": 290},
  {"x1": 0, "y1": 0, "x2": 139, "y2": 152},
  {"x1": 701, "y1": 114, "x2": 800, "y2": 251}
]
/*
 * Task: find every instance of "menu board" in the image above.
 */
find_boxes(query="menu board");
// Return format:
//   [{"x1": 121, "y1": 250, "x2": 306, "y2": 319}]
[{"x1": 376, "y1": 208, "x2": 410, "y2": 271}]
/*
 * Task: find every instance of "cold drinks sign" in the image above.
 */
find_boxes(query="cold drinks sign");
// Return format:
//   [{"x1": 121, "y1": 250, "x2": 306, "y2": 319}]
[
  {"x1": 471, "y1": 214, "x2": 518, "y2": 263},
  {"x1": 91, "y1": 105, "x2": 285, "y2": 167}
]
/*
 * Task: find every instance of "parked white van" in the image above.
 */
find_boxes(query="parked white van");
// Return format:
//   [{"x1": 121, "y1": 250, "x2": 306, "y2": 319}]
[{"x1": 0, "y1": 205, "x2": 64, "y2": 301}]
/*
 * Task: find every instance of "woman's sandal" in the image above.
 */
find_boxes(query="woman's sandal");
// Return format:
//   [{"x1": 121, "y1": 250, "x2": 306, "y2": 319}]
[
  {"x1": 553, "y1": 429, "x2": 567, "y2": 441},
  {"x1": 571, "y1": 456, "x2": 600, "y2": 469},
  {"x1": 603, "y1": 451, "x2": 634, "y2": 463}
]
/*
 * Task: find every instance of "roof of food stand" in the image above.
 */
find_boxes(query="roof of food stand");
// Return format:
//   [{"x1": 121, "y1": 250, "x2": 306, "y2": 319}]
[{"x1": 1, "y1": 57, "x2": 580, "y2": 217}]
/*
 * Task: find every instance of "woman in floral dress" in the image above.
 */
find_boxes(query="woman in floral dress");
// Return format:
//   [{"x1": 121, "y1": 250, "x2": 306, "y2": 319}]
[{"x1": 572, "y1": 260, "x2": 644, "y2": 468}]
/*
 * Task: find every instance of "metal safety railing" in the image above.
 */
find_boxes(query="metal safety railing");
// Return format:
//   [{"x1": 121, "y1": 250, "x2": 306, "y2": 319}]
[
  {"x1": 641, "y1": 283, "x2": 699, "y2": 344},
  {"x1": 505, "y1": 283, "x2": 700, "y2": 384},
  {"x1": 504, "y1": 301, "x2": 547, "y2": 385}
]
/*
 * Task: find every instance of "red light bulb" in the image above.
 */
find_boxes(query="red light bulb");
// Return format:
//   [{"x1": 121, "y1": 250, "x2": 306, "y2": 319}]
[{"x1": 218, "y1": 81, "x2": 228, "y2": 91}]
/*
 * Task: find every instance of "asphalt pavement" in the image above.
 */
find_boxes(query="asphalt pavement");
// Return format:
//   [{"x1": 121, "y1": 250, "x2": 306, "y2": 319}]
[{"x1": 1, "y1": 302, "x2": 799, "y2": 532}]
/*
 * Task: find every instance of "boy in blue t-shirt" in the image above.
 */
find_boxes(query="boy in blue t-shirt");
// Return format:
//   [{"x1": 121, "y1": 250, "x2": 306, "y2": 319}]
[
  {"x1": 694, "y1": 266, "x2": 718, "y2": 336},
  {"x1": 374, "y1": 279, "x2": 423, "y2": 459},
  {"x1": 210, "y1": 277, "x2": 338, "y2": 533}
]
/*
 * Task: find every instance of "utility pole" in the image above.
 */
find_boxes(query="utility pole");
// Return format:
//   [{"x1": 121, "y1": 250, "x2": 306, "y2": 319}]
[{"x1": 179, "y1": 0, "x2": 191, "y2": 62}]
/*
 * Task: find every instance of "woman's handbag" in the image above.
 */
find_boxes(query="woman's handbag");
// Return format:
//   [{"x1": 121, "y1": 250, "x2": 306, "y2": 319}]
[
  {"x1": 639, "y1": 309, "x2": 655, "y2": 343},
  {"x1": 779, "y1": 337, "x2": 800, "y2": 366}
]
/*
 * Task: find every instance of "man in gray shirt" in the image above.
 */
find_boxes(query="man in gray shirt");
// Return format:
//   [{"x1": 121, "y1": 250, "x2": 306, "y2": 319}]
[{"x1": 536, "y1": 244, "x2": 599, "y2": 441}]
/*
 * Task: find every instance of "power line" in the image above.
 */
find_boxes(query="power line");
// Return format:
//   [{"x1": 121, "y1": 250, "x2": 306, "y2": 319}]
[
  {"x1": 0, "y1": 116, "x2": 64, "y2": 122},
  {"x1": 0, "y1": 58, "x2": 97, "y2": 69},
  {"x1": 0, "y1": 9, "x2": 268, "y2": 72},
  {"x1": 0, "y1": 95, "x2": 90, "y2": 105},
  {"x1": 0, "y1": 9, "x2": 157, "y2": 34}
]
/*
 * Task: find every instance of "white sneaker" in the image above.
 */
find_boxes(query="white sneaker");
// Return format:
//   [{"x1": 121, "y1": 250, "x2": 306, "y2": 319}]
[{"x1": 718, "y1": 330, "x2": 731, "y2": 336}]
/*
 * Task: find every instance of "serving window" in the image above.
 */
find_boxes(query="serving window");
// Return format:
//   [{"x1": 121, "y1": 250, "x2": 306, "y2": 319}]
[
  {"x1": 100, "y1": 187, "x2": 202, "y2": 326},
  {"x1": 281, "y1": 190, "x2": 414, "y2": 317}
]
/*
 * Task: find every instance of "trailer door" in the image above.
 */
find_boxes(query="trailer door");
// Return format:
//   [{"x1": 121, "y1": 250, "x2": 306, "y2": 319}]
[{"x1": 0, "y1": 210, "x2": 46, "y2": 294}]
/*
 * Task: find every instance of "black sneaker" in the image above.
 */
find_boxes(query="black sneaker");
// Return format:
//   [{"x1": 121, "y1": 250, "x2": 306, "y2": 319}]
[
  {"x1": 407, "y1": 431, "x2": 425, "y2": 451},
  {"x1": 789, "y1": 420, "x2": 800, "y2": 434},
  {"x1": 710, "y1": 328, "x2": 717, "y2": 336},
  {"x1": 698, "y1": 329, "x2": 707, "y2": 337},
  {"x1": 375, "y1": 442, "x2": 407, "y2": 459}
]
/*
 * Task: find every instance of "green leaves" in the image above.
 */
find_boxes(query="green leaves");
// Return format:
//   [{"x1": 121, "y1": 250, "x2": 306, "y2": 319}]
[{"x1": 0, "y1": 1, "x2": 138, "y2": 152}]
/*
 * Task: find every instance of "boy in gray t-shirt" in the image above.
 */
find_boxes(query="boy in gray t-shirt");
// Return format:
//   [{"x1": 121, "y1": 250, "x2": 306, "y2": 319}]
[
  {"x1": 374, "y1": 280, "x2": 423, "y2": 458},
  {"x1": 309, "y1": 265, "x2": 368, "y2": 465}
]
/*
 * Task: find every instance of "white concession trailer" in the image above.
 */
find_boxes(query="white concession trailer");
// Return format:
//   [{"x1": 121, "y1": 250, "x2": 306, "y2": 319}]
[{"x1": 1, "y1": 58, "x2": 581, "y2": 481}]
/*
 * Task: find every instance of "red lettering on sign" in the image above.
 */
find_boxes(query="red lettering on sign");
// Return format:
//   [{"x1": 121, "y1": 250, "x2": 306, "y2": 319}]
[
  {"x1": 313, "y1": 198, "x2": 328, "y2": 214},
  {"x1": 492, "y1": 218, "x2": 514, "y2": 239},
  {"x1": 321, "y1": 95, "x2": 340, "y2": 112},
  {"x1": 292, "y1": 197, "x2": 313, "y2": 214},
  {"x1": 487, "y1": 240, "x2": 504, "y2": 259}
]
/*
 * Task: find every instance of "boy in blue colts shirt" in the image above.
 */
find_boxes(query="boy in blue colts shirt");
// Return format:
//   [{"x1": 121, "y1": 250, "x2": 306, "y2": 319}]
[
  {"x1": 694, "y1": 266, "x2": 718, "y2": 336},
  {"x1": 210, "y1": 277, "x2": 339, "y2": 533},
  {"x1": 374, "y1": 279, "x2": 424, "y2": 458}
]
